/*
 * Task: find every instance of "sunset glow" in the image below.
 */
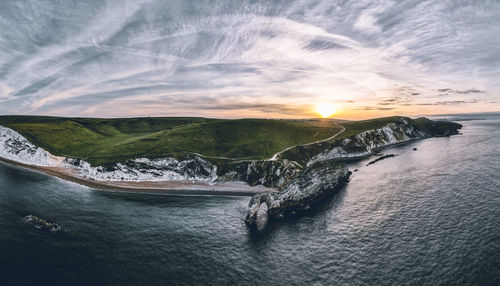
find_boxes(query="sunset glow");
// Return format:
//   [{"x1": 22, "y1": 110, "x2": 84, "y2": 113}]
[{"x1": 315, "y1": 104, "x2": 337, "y2": 118}]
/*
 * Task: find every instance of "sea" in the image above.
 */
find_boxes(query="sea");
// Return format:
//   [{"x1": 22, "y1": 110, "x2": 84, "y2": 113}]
[{"x1": 0, "y1": 113, "x2": 499, "y2": 286}]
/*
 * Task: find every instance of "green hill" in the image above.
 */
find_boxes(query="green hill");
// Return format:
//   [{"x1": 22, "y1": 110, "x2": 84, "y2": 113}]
[
  {"x1": 336, "y1": 116, "x2": 407, "y2": 139},
  {"x1": 0, "y1": 116, "x2": 342, "y2": 165}
]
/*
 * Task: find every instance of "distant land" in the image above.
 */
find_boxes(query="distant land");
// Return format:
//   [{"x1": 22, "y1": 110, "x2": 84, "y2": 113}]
[{"x1": 0, "y1": 115, "x2": 462, "y2": 230}]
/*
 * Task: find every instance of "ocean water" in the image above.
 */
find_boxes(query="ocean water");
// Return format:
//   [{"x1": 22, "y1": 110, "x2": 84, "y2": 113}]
[{"x1": 0, "y1": 114, "x2": 499, "y2": 286}]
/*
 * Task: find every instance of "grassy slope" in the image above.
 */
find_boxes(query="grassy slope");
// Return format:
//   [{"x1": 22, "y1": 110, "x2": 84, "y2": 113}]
[
  {"x1": 274, "y1": 115, "x2": 463, "y2": 165},
  {"x1": 336, "y1": 116, "x2": 406, "y2": 139},
  {"x1": 0, "y1": 116, "x2": 342, "y2": 165}
]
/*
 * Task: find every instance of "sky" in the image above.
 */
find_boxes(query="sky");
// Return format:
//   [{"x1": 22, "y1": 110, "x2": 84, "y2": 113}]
[{"x1": 0, "y1": 0, "x2": 499, "y2": 119}]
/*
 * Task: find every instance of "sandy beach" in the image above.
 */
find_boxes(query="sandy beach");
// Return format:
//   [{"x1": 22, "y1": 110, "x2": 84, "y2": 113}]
[{"x1": 0, "y1": 157, "x2": 275, "y2": 196}]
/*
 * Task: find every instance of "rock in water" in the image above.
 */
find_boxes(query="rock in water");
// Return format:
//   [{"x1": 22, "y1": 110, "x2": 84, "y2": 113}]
[
  {"x1": 255, "y1": 202, "x2": 269, "y2": 231},
  {"x1": 366, "y1": 154, "x2": 397, "y2": 166},
  {"x1": 245, "y1": 161, "x2": 351, "y2": 230}
]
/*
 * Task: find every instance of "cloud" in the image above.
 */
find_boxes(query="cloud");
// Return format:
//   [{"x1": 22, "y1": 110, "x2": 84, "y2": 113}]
[
  {"x1": 437, "y1": 88, "x2": 486, "y2": 94},
  {"x1": 304, "y1": 37, "x2": 350, "y2": 51},
  {"x1": 0, "y1": 0, "x2": 498, "y2": 118},
  {"x1": 353, "y1": 1, "x2": 395, "y2": 34},
  {"x1": 375, "y1": 90, "x2": 416, "y2": 107},
  {"x1": 191, "y1": 102, "x2": 314, "y2": 116},
  {"x1": 416, "y1": 99, "x2": 481, "y2": 106},
  {"x1": 357, "y1": 106, "x2": 395, "y2": 111}
]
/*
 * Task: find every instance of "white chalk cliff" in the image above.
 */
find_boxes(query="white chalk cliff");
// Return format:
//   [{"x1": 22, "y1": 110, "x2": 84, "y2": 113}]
[
  {"x1": 65, "y1": 157, "x2": 217, "y2": 182},
  {"x1": 0, "y1": 125, "x2": 216, "y2": 182},
  {"x1": 0, "y1": 126, "x2": 65, "y2": 166},
  {"x1": 305, "y1": 120, "x2": 427, "y2": 166}
]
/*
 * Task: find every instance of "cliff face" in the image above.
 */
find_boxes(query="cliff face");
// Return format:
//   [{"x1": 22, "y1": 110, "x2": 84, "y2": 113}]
[
  {"x1": 273, "y1": 118, "x2": 461, "y2": 166},
  {"x1": 216, "y1": 159, "x2": 301, "y2": 187},
  {"x1": 0, "y1": 125, "x2": 218, "y2": 182},
  {"x1": 0, "y1": 126, "x2": 64, "y2": 166},
  {"x1": 245, "y1": 161, "x2": 351, "y2": 230},
  {"x1": 305, "y1": 119, "x2": 426, "y2": 166},
  {"x1": 65, "y1": 155, "x2": 217, "y2": 182}
]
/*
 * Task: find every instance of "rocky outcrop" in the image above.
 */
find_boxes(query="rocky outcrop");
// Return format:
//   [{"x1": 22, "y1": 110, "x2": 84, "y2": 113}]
[
  {"x1": 245, "y1": 161, "x2": 351, "y2": 230},
  {"x1": 216, "y1": 159, "x2": 301, "y2": 187},
  {"x1": 366, "y1": 154, "x2": 397, "y2": 166}
]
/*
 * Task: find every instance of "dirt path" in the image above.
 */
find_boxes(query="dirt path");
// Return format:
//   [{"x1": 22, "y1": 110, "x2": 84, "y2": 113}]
[{"x1": 268, "y1": 123, "x2": 345, "y2": 161}]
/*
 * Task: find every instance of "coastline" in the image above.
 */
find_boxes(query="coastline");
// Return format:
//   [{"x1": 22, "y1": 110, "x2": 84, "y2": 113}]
[
  {"x1": 0, "y1": 116, "x2": 462, "y2": 198},
  {"x1": 0, "y1": 157, "x2": 275, "y2": 196},
  {"x1": 0, "y1": 137, "x2": 423, "y2": 196}
]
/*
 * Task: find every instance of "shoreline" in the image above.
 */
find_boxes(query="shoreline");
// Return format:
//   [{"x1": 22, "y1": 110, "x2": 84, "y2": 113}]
[
  {"x1": 0, "y1": 157, "x2": 275, "y2": 196},
  {"x1": 0, "y1": 140, "x2": 420, "y2": 196}
]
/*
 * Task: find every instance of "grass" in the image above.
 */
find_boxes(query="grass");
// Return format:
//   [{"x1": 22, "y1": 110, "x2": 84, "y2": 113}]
[
  {"x1": 335, "y1": 116, "x2": 406, "y2": 139},
  {"x1": 274, "y1": 116, "x2": 449, "y2": 165},
  {"x1": 0, "y1": 116, "x2": 342, "y2": 165}
]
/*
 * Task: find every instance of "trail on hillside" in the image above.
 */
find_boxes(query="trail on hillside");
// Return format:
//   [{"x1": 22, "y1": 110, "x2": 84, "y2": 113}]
[{"x1": 268, "y1": 123, "x2": 345, "y2": 161}]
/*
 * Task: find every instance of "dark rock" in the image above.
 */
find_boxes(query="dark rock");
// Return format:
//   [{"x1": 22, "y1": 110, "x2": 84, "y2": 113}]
[
  {"x1": 217, "y1": 159, "x2": 301, "y2": 187},
  {"x1": 245, "y1": 161, "x2": 350, "y2": 230},
  {"x1": 366, "y1": 154, "x2": 397, "y2": 166}
]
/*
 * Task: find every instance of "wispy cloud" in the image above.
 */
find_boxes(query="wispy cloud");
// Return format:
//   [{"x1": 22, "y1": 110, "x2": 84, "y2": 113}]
[
  {"x1": 416, "y1": 100, "x2": 483, "y2": 106},
  {"x1": 0, "y1": 0, "x2": 498, "y2": 118},
  {"x1": 437, "y1": 88, "x2": 486, "y2": 94}
]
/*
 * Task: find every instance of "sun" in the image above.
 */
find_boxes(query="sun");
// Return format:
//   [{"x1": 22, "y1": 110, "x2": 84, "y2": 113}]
[{"x1": 315, "y1": 104, "x2": 336, "y2": 118}]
